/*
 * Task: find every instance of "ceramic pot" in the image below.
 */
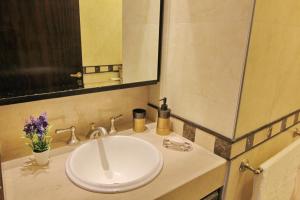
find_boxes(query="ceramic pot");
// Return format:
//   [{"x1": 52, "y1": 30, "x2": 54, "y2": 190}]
[{"x1": 33, "y1": 149, "x2": 50, "y2": 165}]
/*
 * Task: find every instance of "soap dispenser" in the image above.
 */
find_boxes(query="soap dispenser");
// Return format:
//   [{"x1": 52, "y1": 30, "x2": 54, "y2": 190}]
[{"x1": 156, "y1": 97, "x2": 171, "y2": 135}]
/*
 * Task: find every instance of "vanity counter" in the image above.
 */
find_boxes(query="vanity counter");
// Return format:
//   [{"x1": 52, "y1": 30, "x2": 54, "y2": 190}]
[{"x1": 2, "y1": 125, "x2": 227, "y2": 200}]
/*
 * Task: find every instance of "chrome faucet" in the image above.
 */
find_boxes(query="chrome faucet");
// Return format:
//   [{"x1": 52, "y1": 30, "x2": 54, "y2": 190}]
[
  {"x1": 55, "y1": 126, "x2": 80, "y2": 145},
  {"x1": 87, "y1": 114, "x2": 123, "y2": 139},
  {"x1": 89, "y1": 127, "x2": 108, "y2": 139}
]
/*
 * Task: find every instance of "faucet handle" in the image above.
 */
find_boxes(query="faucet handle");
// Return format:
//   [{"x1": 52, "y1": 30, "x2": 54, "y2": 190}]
[
  {"x1": 55, "y1": 126, "x2": 75, "y2": 134},
  {"x1": 111, "y1": 114, "x2": 123, "y2": 121},
  {"x1": 109, "y1": 114, "x2": 123, "y2": 135},
  {"x1": 55, "y1": 126, "x2": 80, "y2": 145}
]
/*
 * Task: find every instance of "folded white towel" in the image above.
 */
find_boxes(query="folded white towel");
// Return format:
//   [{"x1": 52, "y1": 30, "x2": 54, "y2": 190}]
[
  {"x1": 163, "y1": 135, "x2": 193, "y2": 151},
  {"x1": 252, "y1": 139, "x2": 300, "y2": 200}
]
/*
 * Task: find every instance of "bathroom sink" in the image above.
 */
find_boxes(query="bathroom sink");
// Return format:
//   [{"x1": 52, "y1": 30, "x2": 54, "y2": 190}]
[{"x1": 65, "y1": 136, "x2": 163, "y2": 193}]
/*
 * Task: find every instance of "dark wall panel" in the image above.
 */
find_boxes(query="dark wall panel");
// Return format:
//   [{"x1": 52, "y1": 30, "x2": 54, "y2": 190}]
[{"x1": 0, "y1": 0, "x2": 82, "y2": 98}]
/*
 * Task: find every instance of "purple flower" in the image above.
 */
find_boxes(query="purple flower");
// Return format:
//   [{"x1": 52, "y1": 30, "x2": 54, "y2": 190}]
[
  {"x1": 37, "y1": 113, "x2": 48, "y2": 128},
  {"x1": 23, "y1": 113, "x2": 49, "y2": 137},
  {"x1": 23, "y1": 123, "x2": 35, "y2": 135}
]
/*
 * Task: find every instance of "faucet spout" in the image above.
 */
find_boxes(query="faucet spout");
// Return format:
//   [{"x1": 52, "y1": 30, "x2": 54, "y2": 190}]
[{"x1": 89, "y1": 127, "x2": 108, "y2": 139}]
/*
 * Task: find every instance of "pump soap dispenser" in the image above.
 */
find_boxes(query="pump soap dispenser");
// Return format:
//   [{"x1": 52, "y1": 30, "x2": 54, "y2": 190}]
[{"x1": 156, "y1": 97, "x2": 171, "y2": 135}]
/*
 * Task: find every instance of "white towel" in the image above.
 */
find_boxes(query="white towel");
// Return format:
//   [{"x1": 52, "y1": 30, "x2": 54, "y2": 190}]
[{"x1": 252, "y1": 139, "x2": 300, "y2": 200}]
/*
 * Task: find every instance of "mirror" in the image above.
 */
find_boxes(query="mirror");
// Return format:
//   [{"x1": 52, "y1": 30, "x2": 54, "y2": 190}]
[{"x1": 0, "y1": 0, "x2": 162, "y2": 104}]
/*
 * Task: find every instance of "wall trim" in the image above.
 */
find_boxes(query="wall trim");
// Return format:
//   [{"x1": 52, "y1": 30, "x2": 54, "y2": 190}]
[
  {"x1": 148, "y1": 103, "x2": 300, "y2": 160},
  {"x1": 147, "y1": 103, "x2": 232, "y2": 143},
  {"x1": 83, "y1": 64, "x2": 122, "y2": 74},
  {"x1": 230, "y1": 123, "x2": 298, "y2": 160}
]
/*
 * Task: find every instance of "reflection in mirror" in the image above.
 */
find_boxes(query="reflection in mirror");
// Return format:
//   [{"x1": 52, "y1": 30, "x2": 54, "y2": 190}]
[
  {"x1": 0, "y1": 0, "x2": 161, "y2": 101},
  {"x1": 80, "y1": 0, "x2": 123, "y2": 88}
]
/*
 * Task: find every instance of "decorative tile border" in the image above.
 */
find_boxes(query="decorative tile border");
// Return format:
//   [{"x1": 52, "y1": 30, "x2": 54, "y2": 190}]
[
  {"x1": 281, "y1": 118, "x2": 287, "y2": 131},
  {"x1": 245, "y1": 134, "x2": 254, "y2": 151},
  {"x1": 294, "y1": 111, "x2": 299, "y2": 124},
  {"x1": 212, "y1": 114, "x2": 299, "y2": 160},
  {"x1": 182, "y1": 123, "x2": 196, "y2": 142},
  {"x1": 83, "y1": 64, "x2": 122, "y2": 74},
  {"x1": 148, "y1": 103, "x2": 300, "y2": 160},
  {"x1": 214, "y1": 138, "x2": 231, "y2": 159}
]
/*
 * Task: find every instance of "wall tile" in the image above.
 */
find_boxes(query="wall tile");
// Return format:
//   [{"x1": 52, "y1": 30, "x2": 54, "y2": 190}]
[
  {"x1": 0, "y1": 87, "x2": 149, "y2": 161},
  {"x1": 245, "y1": 135, "x2": 254, "y2": 151},
  {"x1": 214, "y1": 138, "x2": 231, "y2": 159},
  {"x1": 235, "y1": 0, "x2": 300, "y2": 137},
  {"x1": 294, "y1": 112, "x2": 299, "y2": 124},
  {"x1": 281, "y1": 118, "x2": 287, "y2": 131},
  {"x1": 253, "y1": 128, "x2": 270, "y2": 146},
  {"x1": 182, "y1": 123, "x2": 196, "y2": 142},
  {"x1": 271, "y1": 121, "x2": 282, "y2": 136},
  {"x1": 230, "y1": 138, "x2": 247, "y2": 158},
  {"x1": 158, "y1": 0, "x2": 254, "y2": 139},
  {"x1": 286, "y1": 115, "x2": 295, "y2": 128},
  {"x1": 195, "y1": 129, "x2": 216, "y2": 152},
  {"x1": 171, "y1": 117, "x2": 184, "y2": 136}
]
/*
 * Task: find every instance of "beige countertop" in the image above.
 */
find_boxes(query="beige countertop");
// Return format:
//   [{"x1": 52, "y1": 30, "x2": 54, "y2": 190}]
[{"x1": 2, "y1": 124, "x2": 227, "y2": 200}]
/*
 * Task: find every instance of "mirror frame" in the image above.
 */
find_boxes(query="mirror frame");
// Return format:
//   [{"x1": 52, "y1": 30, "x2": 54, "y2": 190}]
[{"x1": 0, "y1": 0, "x2": 164, "y2": 106}]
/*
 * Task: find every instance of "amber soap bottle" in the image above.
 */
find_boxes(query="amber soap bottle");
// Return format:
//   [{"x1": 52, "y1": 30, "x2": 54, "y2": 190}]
[{"x1": 156, "y1": 97, "x2": 171, "y2": 135}]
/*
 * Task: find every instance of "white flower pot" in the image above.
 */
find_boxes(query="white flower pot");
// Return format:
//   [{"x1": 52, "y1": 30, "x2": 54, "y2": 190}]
[{"x1": 33, "y1": 149, "x2": 50, "y2": 166}]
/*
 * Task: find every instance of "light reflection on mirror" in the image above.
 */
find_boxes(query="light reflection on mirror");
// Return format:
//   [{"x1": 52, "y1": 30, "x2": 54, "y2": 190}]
[
  {"x1": 0, "y1": 0, "x2": 161, "y2": 100},
  {"x1": 79, "y1": 0, "x2": 160, "y2": 88}
]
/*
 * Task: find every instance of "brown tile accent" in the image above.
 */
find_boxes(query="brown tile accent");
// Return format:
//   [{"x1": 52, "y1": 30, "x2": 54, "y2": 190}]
[
  {"x1": 214, "y1": 138, "x2": 232, "y2": 159},
  {"x1": 245, "y1": 134, "x2": 254, "y2": 151},
  {"x1": 183, "y1": 123, "x2": 196, "y2": 142},
  {"x1": 295, "y1": 112, "x2": 299, "y2": 124},
  {"x1": 267, "y1": 127, "x2": 272, "y2": 138},
  {"x1": 281, "y1": 118, "x2": 287, "y2": 131},
  {"x1": 108, "y1": 65, "x2": 114, "y2": 72},
  {"x1": 95, "y1": 66, "x2": 100, "y2": 73}
]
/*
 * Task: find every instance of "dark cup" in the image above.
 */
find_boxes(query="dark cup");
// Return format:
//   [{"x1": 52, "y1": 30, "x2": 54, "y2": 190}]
[
  {"x1": 132, "y1": 109, "x2": 146, "y2": 132},
  {"x1": 133, "y1": 108, "x2": 146, "y2": 119}
]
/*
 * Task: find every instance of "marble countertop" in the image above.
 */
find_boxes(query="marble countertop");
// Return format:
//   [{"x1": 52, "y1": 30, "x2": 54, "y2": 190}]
[{"x1": 2, "y1": 124, "x2": 227, "y2": 200}]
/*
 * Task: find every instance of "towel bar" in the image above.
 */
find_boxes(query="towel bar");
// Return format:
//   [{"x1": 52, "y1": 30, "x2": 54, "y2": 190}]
[
  {"x1": 294, "y1": 128, "x2": 300, "y2": 137},
  {"x1": 239, "y1": 159, "x2": 263, "y2": 174}
]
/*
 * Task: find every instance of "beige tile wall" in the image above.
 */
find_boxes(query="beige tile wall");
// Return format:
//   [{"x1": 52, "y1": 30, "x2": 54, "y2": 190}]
[
  {"x1": 235, "y1": 0, "x2": 300, "y2": 137},
  {"x1": 0, "y1": 87, "x2": 149, "y2": 161},
  {"x1": 80, "y1": 0, "x2": 122, "y2": 66},
  {"x1": 148, "y1": 1, "x2": 300, "y2": 200},
  {"x1": 122, "y1": 0, "x2": 160, "y2": 83},
  {"x1": 151, "y1": 0, "x2": 254, "y2": 138}
]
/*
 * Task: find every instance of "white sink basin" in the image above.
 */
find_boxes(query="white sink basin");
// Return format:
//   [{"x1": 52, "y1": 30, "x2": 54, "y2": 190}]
[{"x1": 65, "y1": 136, "x2": 163, "y2": 193}]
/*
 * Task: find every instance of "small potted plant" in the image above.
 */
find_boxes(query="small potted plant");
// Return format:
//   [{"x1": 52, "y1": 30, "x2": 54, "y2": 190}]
[{"x1": 23, "y1": 113, "x2": 52, "y2": 165}]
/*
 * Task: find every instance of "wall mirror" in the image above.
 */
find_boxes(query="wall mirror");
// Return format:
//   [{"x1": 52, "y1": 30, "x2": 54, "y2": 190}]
[{"x1": 0, "y1": 0, "x2": 162, "y2": 105}]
